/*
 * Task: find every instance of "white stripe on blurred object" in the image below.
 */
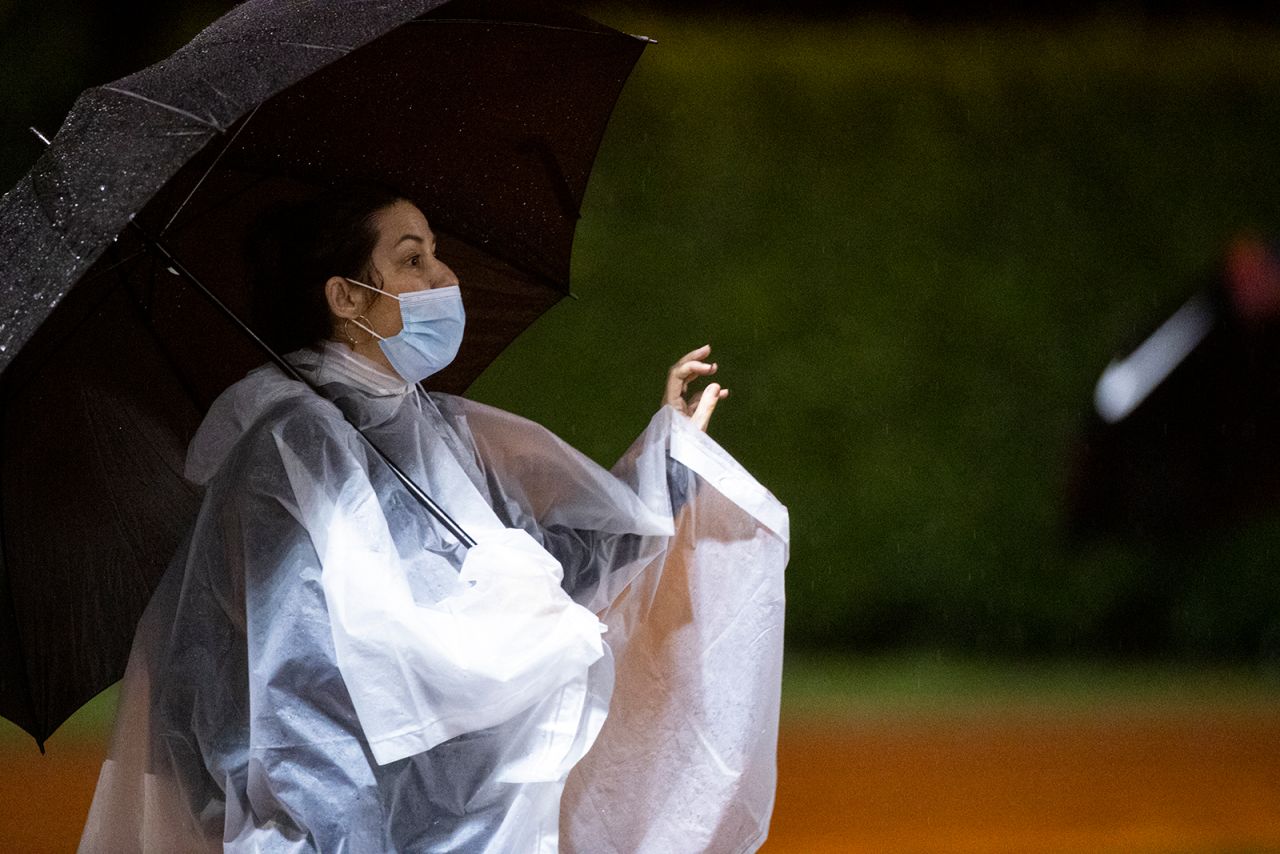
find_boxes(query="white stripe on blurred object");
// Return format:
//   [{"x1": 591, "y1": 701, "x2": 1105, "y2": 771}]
[{"x1": 1094, "y1": 292, "x2": 1215, "y2": 424}]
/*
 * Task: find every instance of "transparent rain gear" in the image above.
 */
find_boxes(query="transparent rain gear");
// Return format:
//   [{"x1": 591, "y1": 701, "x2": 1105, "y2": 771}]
[{"x1": 78, "y1": 339, "x2": 788, "y2": 853}]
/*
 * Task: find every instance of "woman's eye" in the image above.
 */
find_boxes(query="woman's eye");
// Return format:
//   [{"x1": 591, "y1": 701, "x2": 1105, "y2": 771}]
[{"x1": 409, "y1": 255, "x2": 420, "y2": 266}]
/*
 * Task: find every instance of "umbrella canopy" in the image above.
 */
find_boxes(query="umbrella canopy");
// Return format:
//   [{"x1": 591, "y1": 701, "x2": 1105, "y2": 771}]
[{"x1": 0, "y1": 0, "x2": 648, "y2": 747}]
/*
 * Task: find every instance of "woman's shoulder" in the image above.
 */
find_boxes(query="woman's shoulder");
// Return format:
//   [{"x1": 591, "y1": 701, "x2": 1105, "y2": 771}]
[
  {"x1": 424, "y1": 391, "x2": 542, "y2": 432},
  {"x1": 185, "y1": 363, "x2": 350, "y2": 486}
]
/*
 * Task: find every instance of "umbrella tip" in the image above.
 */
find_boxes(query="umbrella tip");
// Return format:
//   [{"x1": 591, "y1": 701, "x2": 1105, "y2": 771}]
[
  {"x1": 29, "y1": 126, "x2": 51, "y2": 147},
  {"x1": 630, "y1": 33, "x2": 658, "y2": 45}
]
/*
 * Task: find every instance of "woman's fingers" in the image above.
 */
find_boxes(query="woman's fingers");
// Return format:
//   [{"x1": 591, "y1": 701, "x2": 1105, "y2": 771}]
[
  {"x1": 664, "y1": 345, "x2": 717, "y2": 407},
  {"x1": 665, "y1": 345, "x2": 728, "y2": 430},
  {"x1": 670, "y1": 361, "x2": 716, "y2": 389},
  {"x1": 691, "y1": 383, "x2": 728, "y2": 432},
  {"x1": 677, "y1": 344, "x2": 712, "y2": 365}
]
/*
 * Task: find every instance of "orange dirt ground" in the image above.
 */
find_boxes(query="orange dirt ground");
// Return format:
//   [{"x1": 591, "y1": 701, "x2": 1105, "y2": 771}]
[{"x1": 2, "y1": 711, "x2": 1279, "y2": 853}]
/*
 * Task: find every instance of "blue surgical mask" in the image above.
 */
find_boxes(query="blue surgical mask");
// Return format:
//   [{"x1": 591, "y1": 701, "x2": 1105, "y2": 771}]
[{"x1": 344, "y1": 278, "x2": 465, "y2": 383}]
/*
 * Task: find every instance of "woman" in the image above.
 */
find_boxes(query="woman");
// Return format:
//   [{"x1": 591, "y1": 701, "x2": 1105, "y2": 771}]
[{"x1": 79, "y1": 184, "x2": 788, "y2": 853}]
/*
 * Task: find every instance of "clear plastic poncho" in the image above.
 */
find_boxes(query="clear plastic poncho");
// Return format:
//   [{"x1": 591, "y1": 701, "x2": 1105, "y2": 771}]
[{"x1": 78, "y1": 338, "x2": 789, "y2": 853}]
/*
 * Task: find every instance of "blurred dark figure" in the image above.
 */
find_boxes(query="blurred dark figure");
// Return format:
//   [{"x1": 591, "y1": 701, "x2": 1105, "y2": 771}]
[{"x1": 1068, "y1": 236, "x2": 1280, "y2": 543}]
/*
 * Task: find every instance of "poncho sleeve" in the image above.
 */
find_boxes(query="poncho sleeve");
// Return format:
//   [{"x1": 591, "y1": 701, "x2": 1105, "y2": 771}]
[
  {"x1": 430, "y1": 396, "x2": 699, "y2": 613},
  {"x1": 430, "y1": 396, "x2": 791, "y2": 853}
]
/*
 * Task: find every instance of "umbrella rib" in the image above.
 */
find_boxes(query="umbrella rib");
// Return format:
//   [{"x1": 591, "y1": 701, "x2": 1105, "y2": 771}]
[
  {"x1": 99, "y1": 86, "x2": 224, "y2": 132},
  {"x1": 161, "y1": 103, "x2": 262, "y2": 236},
  {"x1": 411, "y1": 19, "x2": 636, "y2": 40},
  {"x1": 277, "y1": 41, "x2": 350, "y2": 53},
  {"x1": 126, "y1": 253, "x2": 209, "y2": 421},
  {"x1": 25, "y1": 171, "x2": 86, "y2": 265},
  {"x1": 72, "y1": 246, "x2": 148, "y2": 288},
  {"x1": 78, "y1": 386, "x2": 150, "y2": 596},
  {"x1": 432, "y1": 225, "x2": 569, "y2": 299}
]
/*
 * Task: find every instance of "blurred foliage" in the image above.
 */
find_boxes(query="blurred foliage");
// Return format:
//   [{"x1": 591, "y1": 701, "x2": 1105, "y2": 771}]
[
  {"x1": 7, "y1": 6, "x2": 1280, "y2": 659},
  {"x1": 781, "y1": 649, "x2": 1280, "y2": 716},
  {"x1": 9, "y1": 647, "x2": 1280, "y2": 748},
  {"x1": 469, "y1": 12, "x2": 1280, "y2": 659}
]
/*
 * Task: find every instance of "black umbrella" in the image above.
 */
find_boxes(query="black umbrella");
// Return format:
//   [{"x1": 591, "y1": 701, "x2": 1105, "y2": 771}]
[{"x1": 0, "y1": 0, "x2": 649, "y2": 749}]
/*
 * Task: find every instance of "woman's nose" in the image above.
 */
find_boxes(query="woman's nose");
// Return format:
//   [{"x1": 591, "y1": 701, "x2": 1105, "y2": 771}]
[{"x1": 433, "y1": 259, "x2": 459, "y2": 289}]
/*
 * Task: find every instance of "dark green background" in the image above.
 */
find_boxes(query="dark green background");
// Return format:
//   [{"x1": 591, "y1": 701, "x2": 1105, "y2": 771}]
[{"x1": 6, "y1": 3, "x2": 1280, "y2": 661}]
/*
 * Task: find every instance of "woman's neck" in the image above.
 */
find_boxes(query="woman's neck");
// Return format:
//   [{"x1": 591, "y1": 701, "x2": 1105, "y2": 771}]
[{"x1": 293, "y1": 338, "x2": 414, "y2": 397}]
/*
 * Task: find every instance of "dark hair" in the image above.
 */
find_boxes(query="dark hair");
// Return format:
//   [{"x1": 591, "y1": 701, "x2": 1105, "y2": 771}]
[{"x1": 246, "y1": 181, "x2": 410, "y2": 353}]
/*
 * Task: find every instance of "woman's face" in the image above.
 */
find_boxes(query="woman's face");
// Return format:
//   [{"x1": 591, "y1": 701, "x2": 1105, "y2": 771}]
[
  {"x1": 325, "y1": 199, "x2": 460, "y2": 376},
  {"x1": 360, "y1": 199, "x2": 458, "y2": 325}
]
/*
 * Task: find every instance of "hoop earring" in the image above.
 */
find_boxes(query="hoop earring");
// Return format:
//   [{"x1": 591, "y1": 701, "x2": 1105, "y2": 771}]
[{"x1": 344, "y1": 315, "x2": 378, "y2": 347}]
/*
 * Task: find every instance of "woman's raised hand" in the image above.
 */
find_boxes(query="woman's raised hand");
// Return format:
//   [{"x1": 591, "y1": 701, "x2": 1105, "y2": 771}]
[{"x1": 664, "y1": 344, "x2": 729, "y2": 433}]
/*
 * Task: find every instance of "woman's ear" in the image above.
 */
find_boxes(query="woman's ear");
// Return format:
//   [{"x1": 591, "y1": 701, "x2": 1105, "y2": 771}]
[{"x1": 324, "y1": 275, "x2": 364, "y2": 319}]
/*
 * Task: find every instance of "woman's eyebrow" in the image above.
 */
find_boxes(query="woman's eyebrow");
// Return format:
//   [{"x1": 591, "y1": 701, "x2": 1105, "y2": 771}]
[{"x1": 396, "y1": 234, "x2": 425, "y2": 247}]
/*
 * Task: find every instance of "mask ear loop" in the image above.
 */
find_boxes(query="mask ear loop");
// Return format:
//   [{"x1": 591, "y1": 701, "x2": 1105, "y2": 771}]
[
  {"x1": 341, "y1": 276, "x2": 391, "y2": 343},
  {"x1": 345, "y1": 276, "x2": 402, "y2": 301}
]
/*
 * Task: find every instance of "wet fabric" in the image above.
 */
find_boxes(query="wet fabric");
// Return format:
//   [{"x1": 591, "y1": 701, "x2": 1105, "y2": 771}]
[{"x1": 77, "y1": 339, "x2": 788, "y2": 853}]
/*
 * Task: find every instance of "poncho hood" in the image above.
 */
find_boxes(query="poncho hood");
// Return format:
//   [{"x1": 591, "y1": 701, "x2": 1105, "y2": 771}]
[{"x1": 183, "y1": 340, "x2": 414, "y2": 487}]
